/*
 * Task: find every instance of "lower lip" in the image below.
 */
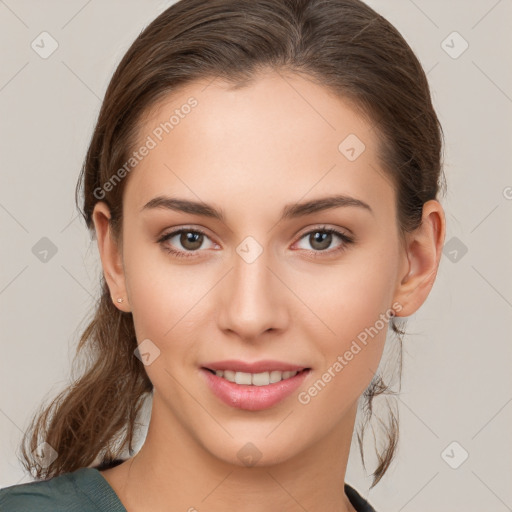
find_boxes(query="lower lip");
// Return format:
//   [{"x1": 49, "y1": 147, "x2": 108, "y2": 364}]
[{"x1": 200, "y1": 368, "x2": 311, "y2": 411}]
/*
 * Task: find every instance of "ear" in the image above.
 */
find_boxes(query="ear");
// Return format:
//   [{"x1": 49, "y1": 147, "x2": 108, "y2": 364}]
[
  {"x1": 392, "y1": 199, "x2": 446, "y2": 317},
  {"x1": 91, "y1": 202, "x2": 131, "y2": 312}
]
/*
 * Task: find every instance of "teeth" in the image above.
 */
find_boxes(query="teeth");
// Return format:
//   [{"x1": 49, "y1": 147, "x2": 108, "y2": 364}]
[
  {"x1": 270, "y1": 370, "x2": 283, "y2": 383},
  {"x1": 213, "y1": 369, "x2": 299, "y2": 386},
  {"x1": 252, "y1": 372, "x2": 271, "y2": 386},
  {"x1": 235, "y1": 371, "x2": 252, "y2": 385}
]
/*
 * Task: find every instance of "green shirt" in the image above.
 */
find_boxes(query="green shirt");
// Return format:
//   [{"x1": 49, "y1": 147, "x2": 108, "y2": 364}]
[{"x1": 0, "y1": 467, "x2": 377, "y2": 511}]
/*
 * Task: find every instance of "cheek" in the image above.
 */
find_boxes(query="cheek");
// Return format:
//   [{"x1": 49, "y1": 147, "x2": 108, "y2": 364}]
[
  {"x1": 123, "y1": 237, "x2": 212, "y2": 334},
  {"x1": 123, "y1": 250, "x2": 213, "y2": 395},
  {"x1": 291, "y1": 243, "x2": 398, "y2": 399},
  {"x1": 294, "y1": 280, "x2": 394, "y2": 433},
  {"x1": 291, "y1": 247, "x2": 397, "y2": 347}
]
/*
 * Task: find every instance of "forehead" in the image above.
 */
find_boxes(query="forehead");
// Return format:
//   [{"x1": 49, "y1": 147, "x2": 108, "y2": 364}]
[{"x1": 123, "y1": 71, "x2": 395, "y2": 221}]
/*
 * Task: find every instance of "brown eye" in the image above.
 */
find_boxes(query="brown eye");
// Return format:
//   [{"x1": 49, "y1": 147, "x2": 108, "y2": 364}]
[
  {"x1": 179, "y1": 231, "x2": 204, "y2": 250},
  {"x1": 294, "y1": 227, "x2": 354, "y2": 256},
  {"x1": 309, "y1": 231, "x2": 332, "y2": 251},
  {"x1": 157, "y1": 228, "x2": 216, "y2": 258}
]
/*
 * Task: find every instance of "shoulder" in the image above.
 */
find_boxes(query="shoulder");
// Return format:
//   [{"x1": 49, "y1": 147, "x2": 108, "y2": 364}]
[{"x1": 0, "y1": 467, "x2": 120, "y2": 512}]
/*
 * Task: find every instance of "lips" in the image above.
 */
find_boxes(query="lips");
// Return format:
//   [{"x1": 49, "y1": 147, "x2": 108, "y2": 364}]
[
  {"x1": 200, "y1": 361, "x2": 312, "y2": 411},
  {"x1": 202, "y1": 359, "x2": 308, "y2": 373}
]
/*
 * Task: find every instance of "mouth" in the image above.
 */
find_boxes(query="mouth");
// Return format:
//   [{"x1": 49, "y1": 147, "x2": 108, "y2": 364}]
[
  {"x1": 200, "y1": 365, "x2": 312, "y2": 411},
  {"x1": 202, "y1": 367, "x2": 311, "y2": 386}
]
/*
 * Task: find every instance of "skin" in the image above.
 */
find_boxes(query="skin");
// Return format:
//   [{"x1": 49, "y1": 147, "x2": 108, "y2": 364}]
[{"x1": 92, "y1": 69, "x2": 445, "y2": 512}]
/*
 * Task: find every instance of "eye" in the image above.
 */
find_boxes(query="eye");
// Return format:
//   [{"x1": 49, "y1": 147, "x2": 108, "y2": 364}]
[
  {"x1": 157, "y1": 225, "x2": 354, "y2": 260},
  {"x1": 157, "y1": 228, "x2": 217, "y2": 258},
  {"x1": 294, "y1": 226, "x2": 354, "y2": 256}
]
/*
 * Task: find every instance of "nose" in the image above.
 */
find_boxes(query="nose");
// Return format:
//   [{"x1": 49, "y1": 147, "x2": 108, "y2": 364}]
[{"x1": 216, "y1": 245, "x2": 289, "y2": 341}]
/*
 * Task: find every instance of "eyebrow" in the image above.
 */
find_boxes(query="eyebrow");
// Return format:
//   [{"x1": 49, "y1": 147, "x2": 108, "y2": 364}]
[{"x1": 140, "y1": 194, "x2": 373, "y2": 221}]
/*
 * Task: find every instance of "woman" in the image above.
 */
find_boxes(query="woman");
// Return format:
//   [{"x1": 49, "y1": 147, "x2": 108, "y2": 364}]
[{"x1": 0, "y1": 0, "x2": 446, "y2": 510}]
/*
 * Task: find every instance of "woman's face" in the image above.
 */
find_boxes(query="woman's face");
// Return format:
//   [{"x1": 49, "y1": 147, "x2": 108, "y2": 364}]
[{"x1": 100, "y1": 71, "x2": 412, "y2": 467}]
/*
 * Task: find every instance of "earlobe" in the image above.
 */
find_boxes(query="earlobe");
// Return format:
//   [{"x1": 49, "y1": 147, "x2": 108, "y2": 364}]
[
  {"x1": 91, "y1": 202, "x2": 131, "y2": 312},
  {"x1": 392, "y1": 200, "x2": 446, "y2": 317}
]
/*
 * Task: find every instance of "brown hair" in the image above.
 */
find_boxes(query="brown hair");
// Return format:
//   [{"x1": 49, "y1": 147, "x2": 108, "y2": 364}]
[{"x1": 19, "y1": 0, "x2": 445, "y2": 488}]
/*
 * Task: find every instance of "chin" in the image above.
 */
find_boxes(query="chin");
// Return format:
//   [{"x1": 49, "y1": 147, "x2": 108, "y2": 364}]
[{"x1": 199, "y1": 429, "x2": 310, "y2": 470}]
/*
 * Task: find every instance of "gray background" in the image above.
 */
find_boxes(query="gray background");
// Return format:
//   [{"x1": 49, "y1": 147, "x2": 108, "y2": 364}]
[{"x1": 1, "y1": 1, "x2": 511, "y2": 510}]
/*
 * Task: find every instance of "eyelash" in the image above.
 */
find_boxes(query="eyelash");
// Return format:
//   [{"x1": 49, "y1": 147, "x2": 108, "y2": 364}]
[{"x1": 157, "y1": 225, "x2": 354, "y2": 260}]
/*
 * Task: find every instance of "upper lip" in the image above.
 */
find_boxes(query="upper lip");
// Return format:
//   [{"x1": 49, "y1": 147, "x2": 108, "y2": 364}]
[{"x1": 202, "y1": 360, "x2": 309, "y2": 373}]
